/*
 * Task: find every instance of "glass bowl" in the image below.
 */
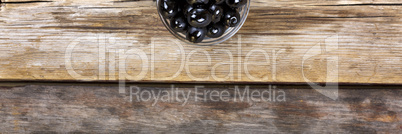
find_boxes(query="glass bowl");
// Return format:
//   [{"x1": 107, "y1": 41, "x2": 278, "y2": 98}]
[{"x1": 156, "y1": 0, "x2": 250, "y2": 46}]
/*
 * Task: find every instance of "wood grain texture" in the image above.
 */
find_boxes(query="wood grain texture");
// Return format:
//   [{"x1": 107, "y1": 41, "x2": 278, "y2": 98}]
[
  {"x1": 0, "y1": 0, "x2": 401, "y2": 84},
  {"x1": 0, "y1": 84, "x2": 400, "y2": 133}
]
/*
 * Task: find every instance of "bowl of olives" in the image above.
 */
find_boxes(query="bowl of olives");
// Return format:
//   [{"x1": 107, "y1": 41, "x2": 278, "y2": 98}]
[{"x1": 157, "y1": 0, "x2": 250, "y2": 45}]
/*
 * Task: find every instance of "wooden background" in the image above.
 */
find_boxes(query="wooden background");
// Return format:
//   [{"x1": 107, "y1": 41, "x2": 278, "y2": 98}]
[
  {"x1": 0, "y1": 84, "x2": 400, "y2": 133},
  {"x1": 0, "y1": 0, "x2": 400, "y2": 84},
  {"x1": 0, "y1": 0, "x2": 401, "y2": 133}
]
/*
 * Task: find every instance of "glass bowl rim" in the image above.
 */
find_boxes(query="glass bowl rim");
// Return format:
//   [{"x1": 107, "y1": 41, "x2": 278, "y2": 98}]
[{"x1": 156, "y1": 0, "x2": 251, "y2": 46}]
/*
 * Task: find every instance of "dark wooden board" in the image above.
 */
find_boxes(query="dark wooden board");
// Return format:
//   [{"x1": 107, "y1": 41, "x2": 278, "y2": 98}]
[{"x1": 0, "y1": 84, "x2": 400, "y2": 133}]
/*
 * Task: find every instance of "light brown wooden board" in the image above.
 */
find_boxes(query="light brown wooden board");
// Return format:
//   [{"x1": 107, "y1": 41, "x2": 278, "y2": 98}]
[
  {"x1": 0, "y1": 84, "x2": 400, "y2": 133},
  {"x1": 0, "y1": 0, "x2": 401, "y2": 84}
]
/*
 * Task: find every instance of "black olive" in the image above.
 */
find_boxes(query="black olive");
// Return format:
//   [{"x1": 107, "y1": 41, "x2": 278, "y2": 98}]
[
  {"x1": 170, "y1": 15, "x2": 188, "y2": 33},
  {"x1": 206, "y1": 23, "x2": 226, "y2": 38},
  {"x1": 209, "y1": 5, "x2": 224, "y2": 23},
  {"x1": 222, "y1": 9, "x2": 240, "y2": 27},
  {"x1": 225, "y1": 0, "x2": 247, "y2": 8},
  {"x1": 186, "y1": 26, "x2": 207, "y2": 43},
  {"x1": 160, "y1": 0, "x2": 179, "y2": 19},
  {"x1": 187, "y1": 8, "x2": 212, "y2": 27},
  {"x1": 183, "y1": 4, "x2": 193, "y2": 17},
  {"x1": 186, "y1": 0, "x2": 209, "y2": 5}
]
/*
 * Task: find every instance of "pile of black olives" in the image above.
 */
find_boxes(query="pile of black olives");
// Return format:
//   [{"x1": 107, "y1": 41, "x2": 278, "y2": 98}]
[{"x1": 159, "y1": 0, "x2": 247, "y2": 43}]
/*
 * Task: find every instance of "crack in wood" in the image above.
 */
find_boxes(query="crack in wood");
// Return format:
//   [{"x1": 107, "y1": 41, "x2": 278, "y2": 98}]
[
  {"x1": 316, "y1": 3, "x2": 402, "y2": 6},
  {"x1": 302, "y1": 16, "x2": 395, "y2": 19},
  {"x1": 1, "y1": 0, "x2": 53, "y2": 4},
  {"x1": 79, "y1": 6, "x2": 138, "y2": 9}
]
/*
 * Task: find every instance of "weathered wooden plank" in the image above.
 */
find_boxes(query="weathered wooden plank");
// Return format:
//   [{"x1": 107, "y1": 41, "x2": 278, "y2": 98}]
[
  {"x1": 0, "y1": 84, "x2": 400, "y2": 133},
  {"x1": 0, "y1": 0, "x2": 401, "y2": 84}
]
